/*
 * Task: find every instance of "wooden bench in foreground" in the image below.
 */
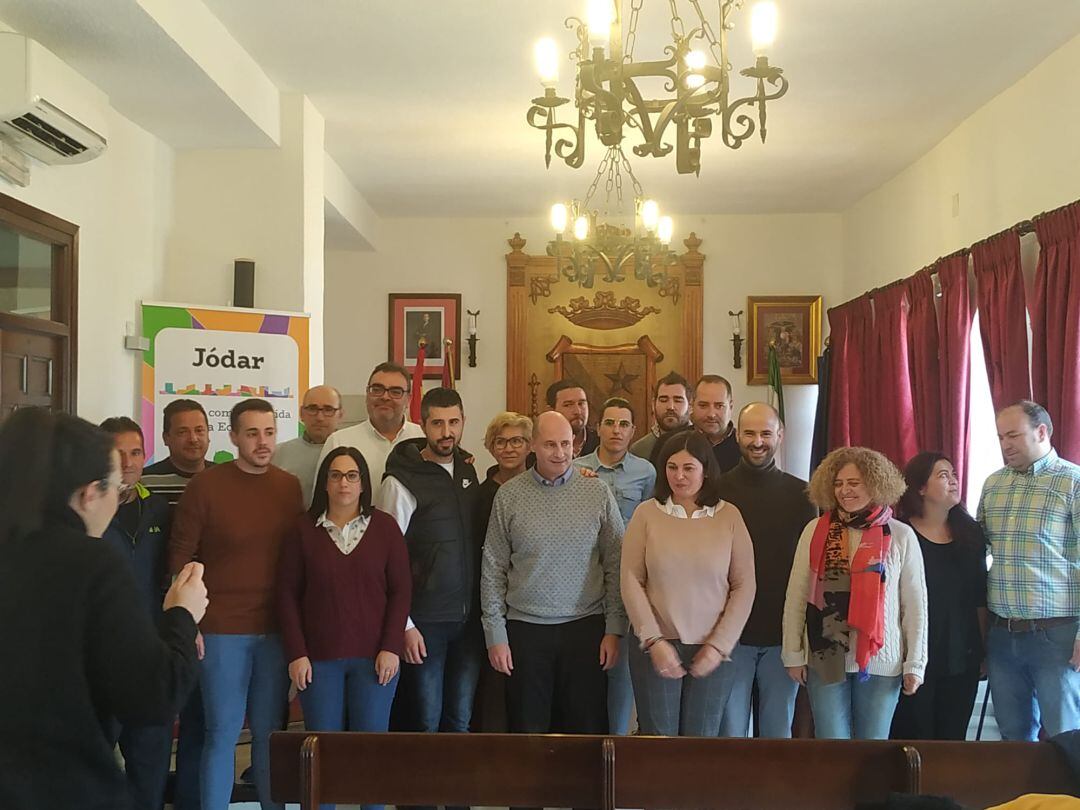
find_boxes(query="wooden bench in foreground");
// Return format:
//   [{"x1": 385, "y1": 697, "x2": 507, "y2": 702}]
[{"x1": 270, "y1": 731, "x2": 1075, "y2": 810}]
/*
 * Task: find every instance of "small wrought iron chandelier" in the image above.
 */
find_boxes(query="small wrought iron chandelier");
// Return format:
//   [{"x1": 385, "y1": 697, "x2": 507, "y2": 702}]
[
  {"x1": 528, "y1": 0, "x2": 788, "y2": 176},
  {"x1": 546, "y1": 144, "x2": 677, "y2": 290}
]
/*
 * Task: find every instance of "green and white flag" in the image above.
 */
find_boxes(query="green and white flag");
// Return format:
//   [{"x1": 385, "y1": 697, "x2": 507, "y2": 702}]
[{"x1": 767, "y1": 343, "x2": 785, "y2": 424}]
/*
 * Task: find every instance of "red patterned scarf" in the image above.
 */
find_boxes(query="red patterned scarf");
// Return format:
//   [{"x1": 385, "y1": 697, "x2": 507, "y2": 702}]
[{"x1": 806, "y1": 506, "x2": 893, "y2": 679}]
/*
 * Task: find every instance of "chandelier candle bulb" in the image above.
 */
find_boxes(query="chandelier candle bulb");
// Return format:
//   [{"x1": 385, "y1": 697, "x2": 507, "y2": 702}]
[
  {"x1": 586, "y1": 0, "x2": 614, "y2": 47},
  {"x1": 534, "y1": 38, "x2": 560, "y2": 86},
  {"x1": 641, "y1": 199, "x2": 660, "y2": 232},
  {"x1": 685, "y1": 73, "x2": 706, "y2": 90},
  {"x1": 685, "y1": 50, "x2": 707, "y2": 71},
  {"x1": 573, "y1": 215, "x2": 590, "y2": 241},
  {"x1": 551, "y1": 202, "x2": 569, "y2": 234},
  {"x1": 657, "y1": 216, "x2": 674, "y2": 245},
  {"x1": 751, "y1": 2, "x2": 779, "y2": 57}
]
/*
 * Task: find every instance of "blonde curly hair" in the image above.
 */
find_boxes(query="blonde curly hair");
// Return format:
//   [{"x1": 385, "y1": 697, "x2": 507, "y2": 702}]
[{"x1": 807, "y1": 446, "x2": 906, "y2": 511}]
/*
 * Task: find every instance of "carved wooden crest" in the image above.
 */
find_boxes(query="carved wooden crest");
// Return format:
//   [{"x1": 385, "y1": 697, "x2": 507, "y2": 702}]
[{"x1": 547, "y1": 291, "x2": 661, "y2": 330}]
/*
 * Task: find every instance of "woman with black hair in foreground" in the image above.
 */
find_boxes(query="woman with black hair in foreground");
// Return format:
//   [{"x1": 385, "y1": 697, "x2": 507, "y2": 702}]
[{"x1": 0, "y1": 408, "x2": 207, "y2": 810}]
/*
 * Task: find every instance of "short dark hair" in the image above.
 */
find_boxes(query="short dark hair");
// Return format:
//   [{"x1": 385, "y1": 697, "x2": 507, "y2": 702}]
[
  {"x1": 0, "y1": 408, "x2": 115, "y2": 544},
  {"x1": 420, "y1": 387, "x2": 463, "y2": 422},
  {"x1": 162, "y1": 399, "x2": 207, "y2": 434},
  {"x1": 368, "y1": 362, "x2": 410, "y2": 390},
  {"x1": 230, "y1": 398, "x2": 275, "y2": 431},
  {"x1": 601, "y1": 396, "x2": 635, "y2": 425},
  {"x1": 546, "y1": 379, "x2": 587, "y2": 408},
  {"x1": 1002, "y1": 399, "x2": 1054, "y2": 437},
  {"x1": 655, "y1": 371, "x2": 691, "y2": 400},
  {"x1": 309, "y1": 447, "x2": 373, "y2": 521},
  {"x1": 652, "y1": 429, "x2": 723, "y2": 507},
  {"x1": 694, "y1": 374, "x2": 732, "y2": 401},
  {"x1": 99, "y1": 416, "x2": 144, "y2": 444}
]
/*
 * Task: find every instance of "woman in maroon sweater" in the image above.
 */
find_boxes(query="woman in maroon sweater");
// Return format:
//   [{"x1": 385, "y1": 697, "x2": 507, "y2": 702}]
[{"x1": 277, "y1": 446, "x2": 411, "y2": 746}]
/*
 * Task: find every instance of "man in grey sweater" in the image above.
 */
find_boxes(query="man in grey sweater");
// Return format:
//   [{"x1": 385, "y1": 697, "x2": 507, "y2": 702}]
[{"x1": 481, "y1": 411, "x2": 626, "y2": 734}]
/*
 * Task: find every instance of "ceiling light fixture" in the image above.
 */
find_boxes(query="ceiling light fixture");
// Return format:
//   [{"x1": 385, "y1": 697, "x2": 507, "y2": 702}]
[{"x1": 528, "y1": 0, "x2": 789, "y2": 176}]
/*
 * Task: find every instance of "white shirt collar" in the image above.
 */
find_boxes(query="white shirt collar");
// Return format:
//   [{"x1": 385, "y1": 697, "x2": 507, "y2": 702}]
[
  {"x1": 316, "y1": 511, "x2": 371, "y2": 555},
  {"x1": 657, "y1": 497, "x2": 718, "y2": 520}
]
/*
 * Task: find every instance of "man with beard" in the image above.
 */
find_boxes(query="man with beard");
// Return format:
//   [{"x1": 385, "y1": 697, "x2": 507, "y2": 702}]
[
  {"x1": 547, "y1": 379, "x2": 599, "y2": 458},
  {"x1": 377, "y1": 387, "x2": 483, "y2": 810},
  {"x1": 142, "y1": 399, "x2": 215, "y2": 507},
  {"x1": 717, "y1": 402, "x2": 816, "y2": 738},
  {"x1": 631, "y1": 371, "x2": 692, "y2": 462},
  {"x1": 691, "y1": 374, "x2": 740, "y2": 473},
  {"x1": 319, "y1": 362, "x2": 425, "y2": 487},
  {"x1": 169, "y1": 399, "x2": 303, "y2": 809}
]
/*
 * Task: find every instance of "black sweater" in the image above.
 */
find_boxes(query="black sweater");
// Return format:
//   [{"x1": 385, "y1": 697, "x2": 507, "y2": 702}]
[
  {"x1": 718, "y1": 460, "x2": 818, "y2": 647},
  {"x1": 0, "y1": 511, "x2": 199, "y2": 810}
]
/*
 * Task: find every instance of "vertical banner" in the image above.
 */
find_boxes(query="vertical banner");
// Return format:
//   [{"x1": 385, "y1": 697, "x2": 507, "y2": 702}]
[{"x1": 141, "y1": 302, "x2": 310, "y2": 464}]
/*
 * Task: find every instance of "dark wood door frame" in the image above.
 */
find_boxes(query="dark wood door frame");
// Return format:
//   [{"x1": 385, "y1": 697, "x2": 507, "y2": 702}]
[{"x1": 0, "y1": 190, "x2": 78, "y2": 413}]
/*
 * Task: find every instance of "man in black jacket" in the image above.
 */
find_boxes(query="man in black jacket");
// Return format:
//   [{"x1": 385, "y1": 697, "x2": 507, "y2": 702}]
[
  {"x1": 100, "y1": 416, "x2": 176, "y2": 810},
  {"x1": 377, "y1": 388, "x2": 483, "y2": 770}
]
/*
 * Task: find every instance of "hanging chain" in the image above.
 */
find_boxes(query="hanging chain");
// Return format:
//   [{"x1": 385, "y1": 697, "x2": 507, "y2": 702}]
[
  {"x1": 582, "y1": 152, "x2": 609, "y2": 211},
  {"x1": 619, "y1": 147, "x2": 645, "y2": 200},
  {"x1": 688, "y1": 0, "x2": 725, "y2": 68},
  {"x1": 624, "y1": 0, "x2": 644, "y2": 62},
  {"x1": 604, "y1": 149, "x2": 618, "y2": 212},
  {"x1": 668, "y1": 0, "x2": 686, "y2": 40}
]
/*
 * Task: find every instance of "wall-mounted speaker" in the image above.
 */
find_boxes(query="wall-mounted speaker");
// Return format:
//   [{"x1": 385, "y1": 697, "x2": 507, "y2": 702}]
[{"x1": 233, "y1": 259, "x2": 255, "y2": 308}]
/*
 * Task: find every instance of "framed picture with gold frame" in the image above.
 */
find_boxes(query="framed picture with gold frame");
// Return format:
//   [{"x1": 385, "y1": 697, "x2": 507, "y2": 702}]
[{"x1": 746, "y1": 295, "x2": 822, "y2": 385}]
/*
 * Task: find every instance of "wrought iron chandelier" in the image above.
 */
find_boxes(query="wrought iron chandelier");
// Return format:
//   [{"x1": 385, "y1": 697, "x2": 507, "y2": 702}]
[
  {"x1": 528, "y1": 0, "x2": 788, "y2": 176},
  {"x1": 546, "y1": 144, "x2": 677, "y2": 291}
]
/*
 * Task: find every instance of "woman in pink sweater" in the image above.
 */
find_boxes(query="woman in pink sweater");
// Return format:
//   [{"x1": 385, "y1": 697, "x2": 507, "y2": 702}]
[{"x1": 621, "y1": 430, "x2": 756, "y2": 736}]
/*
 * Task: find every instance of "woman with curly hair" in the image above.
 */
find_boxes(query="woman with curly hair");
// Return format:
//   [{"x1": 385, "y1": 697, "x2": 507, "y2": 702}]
[
  {"x1": 889, "y1": 452, "x2": 987, "y2": 740},
  {"x1": 782, "y1": 446, "x2": 928, "y2": 739}
]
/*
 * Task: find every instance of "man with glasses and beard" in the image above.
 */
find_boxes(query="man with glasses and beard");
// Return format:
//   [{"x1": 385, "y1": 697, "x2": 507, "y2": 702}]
[
  {"x1": 376, "y1": 388, "x2": 483, "y2": 810},
  {"x1": 717, "y1": 403, "x2": 816, "y2": 738},
  {"x1": 631, "y1": 371, "x2": 692, "y2": 463},
  {"x1": 319, "y1": 362, "x2": 424, "y2": 487}
]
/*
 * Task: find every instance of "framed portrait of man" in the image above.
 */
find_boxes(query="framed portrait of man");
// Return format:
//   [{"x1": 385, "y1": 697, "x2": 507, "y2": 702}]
[
  {"x1": 388, "y1": 293, "x2": 462, "y2": 380},
  {"x1": 746, "y1": 295, "x2": 822, "y2": 385}
]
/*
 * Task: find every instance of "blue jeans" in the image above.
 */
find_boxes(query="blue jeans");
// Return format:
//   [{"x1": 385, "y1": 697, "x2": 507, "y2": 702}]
[
  {"x1": 628, "y1": 640, "x2": 737, "y2": 737},
  {"x1": 300, "y1": 657, "x2": 399, "y2": 810},
  {"x1": 607, "y1": 635, "x2": 634, "y2": 735},
  {"x1": 199, "y1": 633, "x2": 289, "y2": 810},
  {"x1": 807, "y1": 670, "x2": 901, "y2": 739},
  {"x1": 398, "y1": 619, "x2": 483, "y2": 734},
  {"x1": 719, "y1": 644, "x2": 799, "y2": 738},
  {"x1": 987, "y1": 620, "x2": 1080, "y2": 740}
]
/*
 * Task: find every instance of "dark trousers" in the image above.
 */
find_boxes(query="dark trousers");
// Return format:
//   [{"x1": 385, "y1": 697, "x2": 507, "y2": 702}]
[
  {"x1": 109, "y1": 718, "x2": 173, "y2": 810},
  {"x1": 506, "y1": 615, "x2": 609, "y2": 734},
  {"x1": 173, "y1": 682, "x2": 204, "y2": 810},
  {"x1": 890, "y1": 668, "x2": 981, "y2": 740},
  {"x1": 394, "y1": 618, "x2": 484, "y2": 810}
]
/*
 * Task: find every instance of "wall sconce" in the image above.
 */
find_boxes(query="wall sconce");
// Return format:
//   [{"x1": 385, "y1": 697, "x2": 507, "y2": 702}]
[
  {"x1": 467, "y1": 309, "x2": 479, "y2": 368},
  {"x1": 729, "y1": 309, "x2": 744, "y2": 369}
]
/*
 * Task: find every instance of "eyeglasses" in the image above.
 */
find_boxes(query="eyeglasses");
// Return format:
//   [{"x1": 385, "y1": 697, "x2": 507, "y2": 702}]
[
  {"x1": 302, "y1": 405, "x2": 340, "y2": 417},
  {"x1": 328, "y1": 470, "x2": 362, "y2": 483},
  {"x1": 601, "y1": 419, "x2": 633, "y2": 429},
  {"x1": 367, "y1": 384, "x2": 408, "y2": 400},
  {"x1": 493, "y1": 436, "x2": 528, "y2": 449}
]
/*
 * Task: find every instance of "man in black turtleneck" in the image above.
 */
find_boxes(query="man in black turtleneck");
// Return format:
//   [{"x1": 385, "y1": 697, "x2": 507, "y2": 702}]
[{"x1": 717, "y1": 402, "x2": 816, "y2": 738}]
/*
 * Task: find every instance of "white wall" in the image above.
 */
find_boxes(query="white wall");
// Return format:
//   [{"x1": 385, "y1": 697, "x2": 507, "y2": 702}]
[
  {"x1": 842, "y1": 31, "x2": 1080, "y2": 295},
  {"x1": 0, "y1": 107, "x2": 174, "y2": 422},
  {"x1": 325, "y1": 214, "x2": 843, "y2": 480}
]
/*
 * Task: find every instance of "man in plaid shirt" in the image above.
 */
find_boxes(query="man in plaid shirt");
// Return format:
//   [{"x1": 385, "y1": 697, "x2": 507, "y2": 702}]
[{"x1": 979, "y1": 400, "x2": 1080, "y2": 741}]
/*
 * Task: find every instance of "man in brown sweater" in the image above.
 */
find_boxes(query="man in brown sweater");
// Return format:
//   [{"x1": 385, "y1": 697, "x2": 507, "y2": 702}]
[{"x1": 168, "y1": 398, "x2": 303, "y2": 810}]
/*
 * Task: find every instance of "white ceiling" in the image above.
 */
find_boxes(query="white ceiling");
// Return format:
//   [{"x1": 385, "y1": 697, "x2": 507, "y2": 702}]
[{"x1": 4, "y1": 1, "x2": 1080, "y2": 217}]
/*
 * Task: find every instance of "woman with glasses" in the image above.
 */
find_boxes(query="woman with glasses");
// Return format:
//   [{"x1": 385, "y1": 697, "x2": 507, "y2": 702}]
[
  {"x1": 471, "y1": 411, "x2": 532, "y2": 731},
  {"x1": 0, "y1": 408, "x2": 207, "y2": 809},
  {"x1": 277, "y1": 446, "x2": 411, "y2": 801}
]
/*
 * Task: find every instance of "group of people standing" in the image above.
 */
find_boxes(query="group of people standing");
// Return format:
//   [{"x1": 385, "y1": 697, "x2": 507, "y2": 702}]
[{"x1": 1, "y1": 360, "x2": 1078, "y2": 810}]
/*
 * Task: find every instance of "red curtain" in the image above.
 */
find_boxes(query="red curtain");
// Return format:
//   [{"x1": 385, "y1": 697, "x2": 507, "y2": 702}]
[
  {"x1": 1032, "y1": 202, "x2": 1080, "y2": 462},
  {"x1": 972, "y1": 231, "x2": 1031, "y2": 411},
  {"x1": 868, "y1": 284, "x2": 918, "y2": 468},
  {"x1": 905, "y1": 269, "x2": 942, "y2": 455},
  {"x1": 827, "y1": 296, "x2": 871, "y2": 450},
  {"x1": 937, "y1": 255, "x2": 973, "y2": 500}
]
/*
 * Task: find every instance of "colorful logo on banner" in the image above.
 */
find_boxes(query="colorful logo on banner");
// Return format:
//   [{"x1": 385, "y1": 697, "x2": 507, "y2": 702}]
[{"x1": 141, "y1": 303, "x2": 310, "y2": 464}]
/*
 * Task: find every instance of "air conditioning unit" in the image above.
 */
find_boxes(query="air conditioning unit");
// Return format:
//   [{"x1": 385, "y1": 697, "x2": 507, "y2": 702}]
[{"x1": 0, "y1": 32, "x2": 107, "y2": 165}]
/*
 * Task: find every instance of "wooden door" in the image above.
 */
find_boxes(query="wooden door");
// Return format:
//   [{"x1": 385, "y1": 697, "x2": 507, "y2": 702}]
[{"x1": 0, "y1": 329, "x2": 61, "y2": 415}]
